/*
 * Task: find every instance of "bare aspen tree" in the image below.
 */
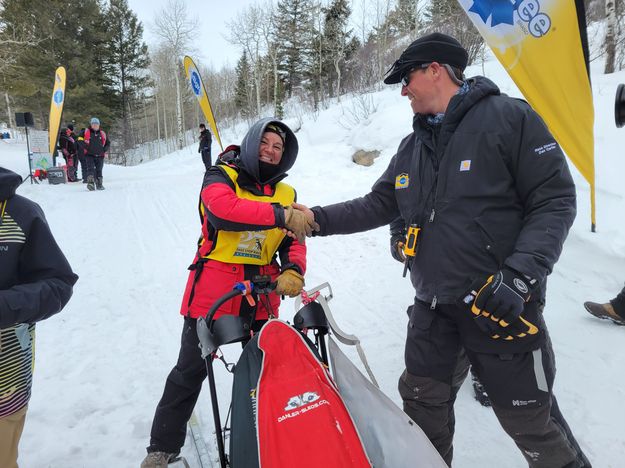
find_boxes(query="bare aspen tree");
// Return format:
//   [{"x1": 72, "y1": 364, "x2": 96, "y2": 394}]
[
  {"x1": 259, "y1": 0, "x2": 282, "y2": 115},
  {"x1": 604, "y1": 0, "x2": 617, "y2": 73},
  {"x1": 227, "y1": 5, "x2": 266, "y2": 117},
  {"x1": 153, "y1": 0, "x2": 197, "y2": 149},
  {"x1": 4, "y1": 91, "x2": 14, "y2": 128}
]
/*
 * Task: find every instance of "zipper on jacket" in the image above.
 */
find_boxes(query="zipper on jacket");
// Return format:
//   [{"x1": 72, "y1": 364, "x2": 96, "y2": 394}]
[
  {"x1": 430, "y1": 296, "x2": 438, "y2": 310},
  {"x1": 429, "y1": 208, "x2": 436, "y2": 222}
]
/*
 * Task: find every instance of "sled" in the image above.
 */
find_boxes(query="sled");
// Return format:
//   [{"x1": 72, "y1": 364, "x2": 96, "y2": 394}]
[{"x1": 195, "y1": 277, "x2": 446, "y2": 468}]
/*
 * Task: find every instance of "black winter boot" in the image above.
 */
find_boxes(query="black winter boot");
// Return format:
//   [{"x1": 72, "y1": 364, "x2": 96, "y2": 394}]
[
  {"x1": 584, "y1": 301, "x2": 625, "y2": 325},
  {"x1": 96, "y1": 177, "x2": 105, "y2": 190},
  {"x1": 87, "y1": 175, "x2": 95, "y2": 191}
]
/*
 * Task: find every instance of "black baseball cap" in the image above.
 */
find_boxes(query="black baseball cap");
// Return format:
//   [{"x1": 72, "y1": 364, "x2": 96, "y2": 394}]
[{"x1": 384, "y1": 32, "x2": 469, "y2": 85}]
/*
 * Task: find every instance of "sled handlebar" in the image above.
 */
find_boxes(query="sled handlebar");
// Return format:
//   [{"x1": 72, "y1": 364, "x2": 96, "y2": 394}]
[{"x1": 205, "y1": 275, "x2": 276, "y2": 328}]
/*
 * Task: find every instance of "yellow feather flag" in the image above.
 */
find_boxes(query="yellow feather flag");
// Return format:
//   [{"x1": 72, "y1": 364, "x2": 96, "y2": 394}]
[
  {"x1": 183, "y1": 56, "x2": 223, "y2": 152},
  {"x1": 457, "y1": 0, "x2": 596, "y2": 229},
  {"x1": 48, "y1": 66, "x2": 66, "y2": 156}
]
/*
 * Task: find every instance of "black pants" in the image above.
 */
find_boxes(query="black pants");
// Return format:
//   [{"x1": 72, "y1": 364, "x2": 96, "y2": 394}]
[
  {"x1": 85, "y1": 155, "x2": 104, "y2": 179},
  {"x1": 610, "y1": 285, "x2": 625, "y2": 317},
  {"x1": 201, "y1": 149, "x2": 212, "y2": 171},
  {"x1": 148, "y1": 317, "x2": 265, "y2": 454},
  {"x1": 399, "y1": 301, "x2": 591, "y2": 467},
  {"x1": 62, "y1": 154, "x2": 78, "y2": 181},
  {"x1": 148, "y1": 318, "x2": 206, "y2": 453},
  {"x1": 78, "y1": 154, "x2": 86, "y2": 179}
]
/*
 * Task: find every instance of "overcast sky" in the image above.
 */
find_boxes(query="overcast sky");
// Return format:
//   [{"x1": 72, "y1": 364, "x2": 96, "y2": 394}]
[
  {"x1": 126, "y1": 0, "x2": 372, "y2": 70},
  {"x1": 127, "y1": 0, "x2": 254, "y2": 70}
]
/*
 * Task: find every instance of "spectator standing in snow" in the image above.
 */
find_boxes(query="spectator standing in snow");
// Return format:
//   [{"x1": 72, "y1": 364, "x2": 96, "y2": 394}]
[
  {"x1": 83, "y1": 117, "x2": 110, "y2": 191},
  {"x1": 58, "y1": 127, "x2": 78, "y2": 182},
  {"x1": 0, "y1": 167, "x2": 78, "y2": 468},
  {"x1": 584, "y1": 286, "x2": 625, "y2": 325},
  {"x1": 293, "y1": 32, "x2": 590, "y2": 467},
  {"x1": 198, "y1": 123, "x2": 212, "y2": 171},
  {"x1": 75, "y1": 127, "x2": 87, "y2": 183},
  {"x1": 140, "y1": 118, "x2": 316, "y2": 468}
]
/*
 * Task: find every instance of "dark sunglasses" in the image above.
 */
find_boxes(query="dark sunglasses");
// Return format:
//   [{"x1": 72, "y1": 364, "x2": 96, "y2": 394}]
[{"x1": 400, "y1": 63, "x2": 431, "y2": 87}]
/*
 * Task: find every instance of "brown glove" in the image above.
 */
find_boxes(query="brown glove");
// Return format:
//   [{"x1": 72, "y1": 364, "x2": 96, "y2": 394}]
[
  {"x1": 275, "y1": 269, "x2": 305, "y2": 298},
  {"x1": 283, "y1": 205, "x2": 316, "y2": 243}
]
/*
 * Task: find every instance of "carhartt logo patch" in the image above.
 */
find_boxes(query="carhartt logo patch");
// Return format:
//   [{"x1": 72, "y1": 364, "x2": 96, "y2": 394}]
[
  {"x1": 459, "y1": 160, "x2": 471, "y2": 172},
  {"x1": 395, "y1": 173, "x2": 409, "y2": 189}
]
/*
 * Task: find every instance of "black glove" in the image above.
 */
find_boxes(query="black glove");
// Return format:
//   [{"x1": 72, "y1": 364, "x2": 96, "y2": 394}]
[
  {"x1": 470, "y1": 268, "x2": 538, "y2": 340},
  {"x1": 390, "y1": 232, "x2": 406, "y2": 263}
]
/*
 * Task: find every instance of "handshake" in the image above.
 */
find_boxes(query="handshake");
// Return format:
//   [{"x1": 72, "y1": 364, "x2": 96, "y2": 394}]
[{"x1": 282, "y1": 203, "x2": 319, "y2": 243}]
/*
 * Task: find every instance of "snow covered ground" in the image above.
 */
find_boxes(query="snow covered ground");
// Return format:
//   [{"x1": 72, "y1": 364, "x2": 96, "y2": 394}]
[{"x1": 2, "y1": 55, "x2": 624, "y2": 467}]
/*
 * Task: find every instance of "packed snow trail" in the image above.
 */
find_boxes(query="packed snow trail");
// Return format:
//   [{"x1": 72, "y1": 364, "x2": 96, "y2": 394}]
[{"x1": 1, "y1": 55, "x2": 624, "y2": 467}]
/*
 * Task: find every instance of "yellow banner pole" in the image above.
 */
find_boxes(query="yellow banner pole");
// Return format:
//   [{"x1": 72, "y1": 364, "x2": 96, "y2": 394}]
[
  {"x1": 48, "y1": 66, "x2": 66, "y2": 156},
  {"x1": 457, "y1": 0, "x2": 595, "y2": 231},
  {"x1": 183, "y1": 56, "x2": 223, "y2": 152}
]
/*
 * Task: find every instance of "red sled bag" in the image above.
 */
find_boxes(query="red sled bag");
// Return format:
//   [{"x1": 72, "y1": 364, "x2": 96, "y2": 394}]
[{"x1": 233, "y1": 319, "x2": 371, "y2": 468}]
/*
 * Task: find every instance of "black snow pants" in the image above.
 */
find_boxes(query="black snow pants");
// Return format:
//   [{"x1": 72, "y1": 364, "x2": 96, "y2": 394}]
[
  {"x1": 201, "y1": 149, "x2": 212, "y2": 172},
  {"x1": 398, "y1": 300, "x2": 591, "y2": 468},
  {"x1": 148, "y1": 317, "x2": 205, "y2": 454},
  {"x1": 148, "y1": 317, "x2": 265, "y2": 454},
  {"x1": 85, "y1": 155, "x2": 104, "y2": 179}
]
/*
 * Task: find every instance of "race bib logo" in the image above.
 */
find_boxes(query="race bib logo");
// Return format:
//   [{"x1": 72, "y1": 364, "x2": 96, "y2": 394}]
[{"x1": 233, "y1": 232, "x2": 266, "y2": 259}]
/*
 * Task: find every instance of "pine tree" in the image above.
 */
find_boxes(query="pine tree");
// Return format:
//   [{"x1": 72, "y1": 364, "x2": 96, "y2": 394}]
[
  {"x1": 384, "y1": 0, "x2": 421, "y2": 38},
  {"x1": 234, "y1": 51, "x2": 253, "y2": 119},
  {"x1": 0, "y1": 0, "x2": 114, "y2": 128},
  {"x1": 273, "y1": 0, "x2": 315, "y2": 98},
  {"x1": 425, "y1": 0, "x2": 483, "y2": 65},
  {"x1": 103, "y1": 0, "x2": 151, "y2": 149},
  {"x1": 322, "y1": 0, "x2": 353, "y2": 98}
]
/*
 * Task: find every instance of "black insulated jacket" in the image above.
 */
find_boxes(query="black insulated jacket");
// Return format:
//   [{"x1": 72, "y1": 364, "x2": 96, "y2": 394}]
[{"x1": 312, "y1": 77, "x2": 576, "y2": 305}]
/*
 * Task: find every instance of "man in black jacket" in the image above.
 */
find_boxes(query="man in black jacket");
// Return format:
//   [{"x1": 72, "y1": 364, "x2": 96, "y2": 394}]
[
  {"x1": 198, "y1": 123, "x2": 212, "y2": 171},
  {"x1": 0, "y1": 167, "x2": 78, "y2": 467},
  {"x1": 83, "y1": 117, "x2": 110, "y2": 191},
  {"x1": 294, "y1": 33, "x2": 590, "y2": 467}
]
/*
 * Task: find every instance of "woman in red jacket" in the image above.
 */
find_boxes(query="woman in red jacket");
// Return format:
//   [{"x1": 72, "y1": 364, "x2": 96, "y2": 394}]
[{"x1": 142, "y1": 118, "x2": 314, "y2": 468}]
